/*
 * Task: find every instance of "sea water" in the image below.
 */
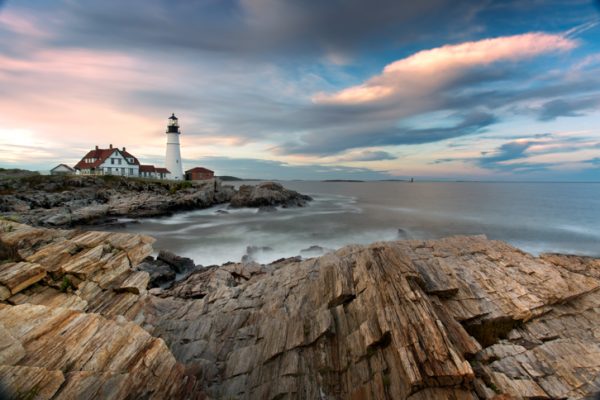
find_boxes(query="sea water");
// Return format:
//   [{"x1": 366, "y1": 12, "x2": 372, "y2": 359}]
[{"x1": 112, "y1": 181, "x2": 600, "y2": 266}]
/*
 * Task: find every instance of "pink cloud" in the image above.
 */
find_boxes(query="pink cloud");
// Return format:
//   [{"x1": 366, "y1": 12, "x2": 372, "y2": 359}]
[
  {"x1": 0, "y1": 10, "x2": 49, "y2": 38},
  {"x1": 315, "y1": 33, "x2": 576, "y2": 105}
]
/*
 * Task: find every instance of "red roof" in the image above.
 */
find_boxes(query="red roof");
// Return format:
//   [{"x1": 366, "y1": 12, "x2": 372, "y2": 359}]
[
  {"x1": 139, "y1": 165, "x2": 156, "y2": 173},
  {"x1": 155, "y1": 168, "x2": 170, "y2": 174},
  {"x1": 121, "y1": 150, "x2": 140, "y2": 165},
  {"x1": 74, "y1": 147, "x2": 140, "y2": 170},
  {"x1": 186, "y1": 167, "x2": 214, "y2": 173}
]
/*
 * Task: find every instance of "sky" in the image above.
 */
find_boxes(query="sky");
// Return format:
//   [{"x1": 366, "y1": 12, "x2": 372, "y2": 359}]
[{"x1": 1, "y1": 0, "x2": 600, "y2": 181}]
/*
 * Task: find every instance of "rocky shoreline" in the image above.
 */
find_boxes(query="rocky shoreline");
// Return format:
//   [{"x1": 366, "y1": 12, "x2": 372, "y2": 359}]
[
  {"x1": 0, "y1": 219, "x2": 599, "y2": 399},
  {"x1": 0, "y1": 175, "x2": 311, "y2": 228}
]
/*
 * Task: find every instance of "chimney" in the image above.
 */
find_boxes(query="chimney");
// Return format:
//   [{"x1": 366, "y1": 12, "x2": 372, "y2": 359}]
[
  {"x1": 122, "y1": 147, "x2": 126, "y2": 152},
  {"x1": 109, "y1": 144, "x2": 113, "y2": 149},
  {"x1": 95, "y1": 145, "x2": 99, "y2": 150}
]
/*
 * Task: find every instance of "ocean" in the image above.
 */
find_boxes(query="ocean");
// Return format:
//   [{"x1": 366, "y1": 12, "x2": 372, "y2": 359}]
[{"x1": 113, "y1": 181, "x2": 600, "y2": 266}]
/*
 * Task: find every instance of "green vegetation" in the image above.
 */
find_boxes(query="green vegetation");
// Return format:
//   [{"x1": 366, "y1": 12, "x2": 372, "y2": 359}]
[
  {"x1": 60, "y1": 276, "x2": 74, "y2": 292},
  {"x1": 99, "y1": 174, "x2": 119, "y2": 182},
  {"x1": 0, "y1": 215, "x2": 20, "y2": 223},
  {"x1": 169, "y1": 180, "x2": 193, "y2": 194},
  {"x1": 488, "y1": 381, "x2": 500, "y2": 394},
  {"x1": 3, "y1": 224, "x2": 14, "y2": 233}
]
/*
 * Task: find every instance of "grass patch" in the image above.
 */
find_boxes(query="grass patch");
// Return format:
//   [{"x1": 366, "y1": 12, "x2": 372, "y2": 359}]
[
  {"x1": 60, "y1": 276, "x2": 74, "y2": 293},
  {"x1": 169, "y1": 181, "x2": 193, "y2": 194}
]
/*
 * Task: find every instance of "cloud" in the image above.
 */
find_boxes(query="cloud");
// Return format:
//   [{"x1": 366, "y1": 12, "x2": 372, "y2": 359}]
[
  {"x1": 278, "y1": 108, "x2": 497, "y2": 155},
  {"x1": 187, "y1": 156, "x2": 392, "y2": 180},
  {"x1": 48, "y1": 0, "x2": 494, "y2": 57},
  {"x1": 537, "y1": 96, "x2": 600, "y2": 121},
  {"x1": 436, "y1": 132, "x2": 600, "y2": 174},
  {"x1": 314, "y1": 33, "x2": 576, "y2": 105},
  {"x1": 431, "y1": 137, "x2": 555, "y2": 173},
  {"x1": 475, "y1": 139, "x2": 540, "y2": 170},
  {"x1": 270, "y1": 33, "x2": 578, "y2": 156},
  {"x1": 2, "y1": 1, "x2": 600, "y2": 181},
  {"x1": 338, "y1": 150, "x2": 396, "y2": 162}
]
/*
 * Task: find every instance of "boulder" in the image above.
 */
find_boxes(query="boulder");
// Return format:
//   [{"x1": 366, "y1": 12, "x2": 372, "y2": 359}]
[
  {"x1": 157, "y1": 250, "x2": 195, "y2": 274},
  {"x1": 300, "y1": 245, "x2": 332, "y2": 257},
  {"x1": 229, "y1": 182, "x2": 312, "y2": 208},
  {"x1": 138, "y1": 258, "x2": 177, "y2": 288}
]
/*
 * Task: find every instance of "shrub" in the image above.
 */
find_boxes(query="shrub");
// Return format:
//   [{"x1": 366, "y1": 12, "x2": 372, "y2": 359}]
[{"x1": 60, "y1": 276, "x2": 74, "y2": 292}]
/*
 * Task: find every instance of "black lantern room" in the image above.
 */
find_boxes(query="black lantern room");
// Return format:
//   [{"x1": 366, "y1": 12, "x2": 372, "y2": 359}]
[{"x1": 167, "y1": 113, "x2": 180, "y2": 134}]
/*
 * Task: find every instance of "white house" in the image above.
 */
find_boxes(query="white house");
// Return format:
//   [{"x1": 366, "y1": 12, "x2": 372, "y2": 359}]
[
  {"x1": 74, "y1": 145, "x2": 140, "y2": 177},
  {"x1": 74, "y1": 145, "x2": 170, "y2": 179}
]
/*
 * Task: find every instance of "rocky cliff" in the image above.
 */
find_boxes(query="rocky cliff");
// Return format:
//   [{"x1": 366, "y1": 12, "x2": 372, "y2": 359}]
[
  {"x1": 1, "y1": 220, "x2": 599, "y2": 399},
  {"x1": 0, "y1": 176, "x2": 311, "y2": 228}
]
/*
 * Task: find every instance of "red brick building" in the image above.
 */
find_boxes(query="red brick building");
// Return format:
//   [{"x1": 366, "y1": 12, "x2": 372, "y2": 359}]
[{"x1": 185, "y1": 167, "x2": 214, "y2": 181}]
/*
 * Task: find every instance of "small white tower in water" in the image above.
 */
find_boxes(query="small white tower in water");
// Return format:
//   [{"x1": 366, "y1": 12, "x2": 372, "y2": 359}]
[{"x1": 165, "y1": 113, "x2": 184, "y2": 180}]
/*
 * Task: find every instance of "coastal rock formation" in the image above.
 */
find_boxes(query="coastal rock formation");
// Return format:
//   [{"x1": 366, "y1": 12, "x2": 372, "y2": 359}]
[
  {"x1": 150, "y1": 236, "x2": 600, "y2": 399},
  {"x1": 1, "y1": 220, "x2": 600, "y2": 399},
  {"x1": 0, "y1": 176, "x2": 314, "y2": 228},
  {"x1": 229, "y1": 182, "x2": 312, "y2": 208},
  {"x1": 0, "y1": 175, "x2": 236, "y2": 227},
  {"x1": 0, "y1": 220, "x2": 201, "y2": 398}
]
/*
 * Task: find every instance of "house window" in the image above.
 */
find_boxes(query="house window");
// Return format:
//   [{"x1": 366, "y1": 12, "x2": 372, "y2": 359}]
[
  {"x1": 129, "y1": 168, "x2": 133, "y2": 175},
  {"x1": 111, "y1": 158, "x2": 115, "y2": 164},
  {"x1": 118, "y1": 159, "x2": 122, "y2": 165}
]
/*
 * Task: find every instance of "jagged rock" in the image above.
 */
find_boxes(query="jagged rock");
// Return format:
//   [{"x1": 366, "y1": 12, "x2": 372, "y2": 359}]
[
  {"x1": 229, "y1": 181, "x2": 312, "y2": 208},
  {"x1": 540, "y1": 252, "x2": 600, "y2": 279},
  {"x1": 0, "y1": 262, "x2": 46, "y2": 299},
  {"x1": 115, "y1": 271, "x2": 150, "y2": 295},
  {"x1": 241, "y1": 245, "x2": 273, "y2": 263},
  {"x1": 138, "y1": 258, "x2": 177, "y2": 288},
  {"x1": 397, "y1": 227, "x2": 411, "y2": 239},
  {"x1": 157, "y1": 250, "x2": 195, "y2": 274},
  {"x1": 0, "y1": 365, "x2": 65, "y2": 400},
  {"x1": 0, "y1": 304, "x2": 198, "y2": 399},
  {"x1": 1, "y1": 222, "x2": 600, "y2": 399},
  {"x1": 300, "y1": 244, "x2": 332, "y2": 257},
  {"x1": 147, "y1": 236, "x2": 600, "y2": 399},
  {"x1": 0, "y1": 322, "x2": 25, "y2": 365}
]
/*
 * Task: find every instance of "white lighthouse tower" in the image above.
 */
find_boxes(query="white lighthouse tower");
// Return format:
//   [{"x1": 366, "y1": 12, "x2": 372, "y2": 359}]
[{"x1": 165, "y1": 113, "x2": 184, "y2": 180}]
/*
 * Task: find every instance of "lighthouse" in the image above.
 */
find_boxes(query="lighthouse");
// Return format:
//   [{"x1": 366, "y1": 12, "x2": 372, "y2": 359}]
[{"x1": 165, "y1": 113, "x2": 184, "y2": 180}]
